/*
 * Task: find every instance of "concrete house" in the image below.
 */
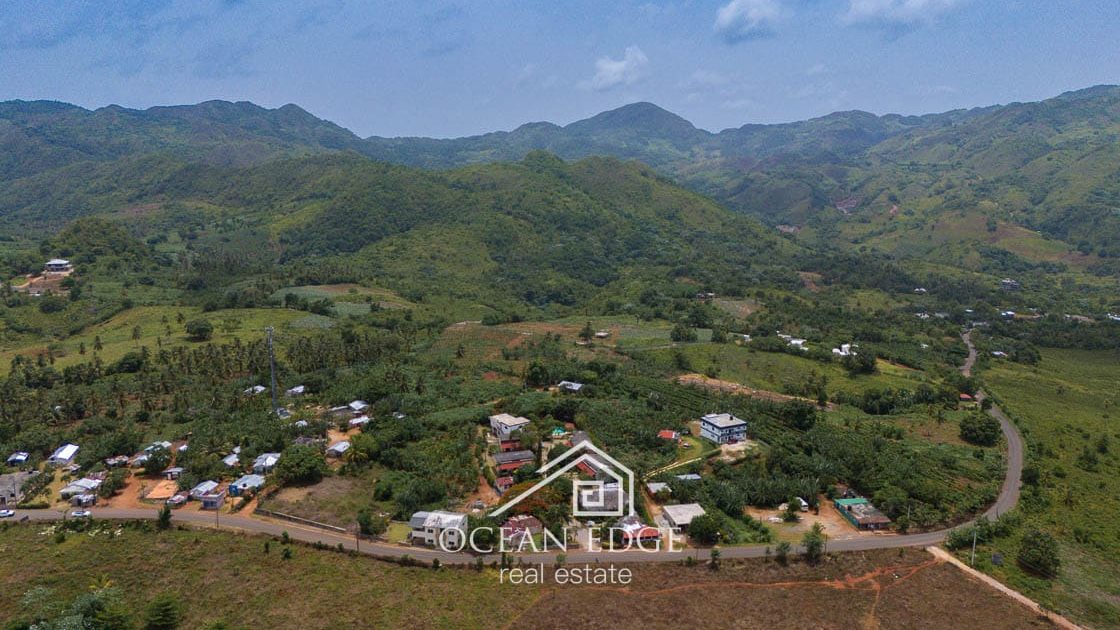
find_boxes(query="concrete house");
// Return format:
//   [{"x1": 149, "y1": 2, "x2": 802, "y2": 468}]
[
  {"x1": 408, "y1": 510, "x2": 467, "y2": 548},
  {"x1": 835, "y1": 497, "x2": 891, "y2": 530},
  {"x1": 700, "y1": 413, "x2": 747, "y2": 444},
  {"x1": 253, "y1": 452, "x2": 281, "y2": 474},
  {"x1": 489, "y1": 413, "x2": 530, "y2": 439},
  {"x1": 0, "y1": 471, "x2": 36, "y2": 506},
  {"x1": 48, "y1": 443, "x2": 80, "y2": 466},
  {"x1": 229, "y1": 474, "x2": 266, "y2": 497},
  {"x1": 662, "y1": 503, "x2": 706, "y2": 530},
  {"x1": 60, "y1": 478, "x2": 102, "y2": 499},
  {"x1": 44, "y1": 259, "x2": 72, "y2": 273},
  {"x1": 493, "y1": 449, "x2": 535, "y2": 474}
]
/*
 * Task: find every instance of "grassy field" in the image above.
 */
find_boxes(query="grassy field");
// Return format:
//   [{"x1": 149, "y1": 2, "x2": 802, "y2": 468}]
[
  {"x1": 981, "y1": 347, "x2": 1120, "y2": 628},
  {"x1": 259, "y1": 466, "x2": 388, "y2": 529},
  {"x1": 270, "y1": 283, "x2": 414, "y2": 310},
  {"x1": 0, "y1": 305, "x2": 309, "y2": 373},
  {"x1": 643, "y1": 343, "x2": 931, "y2": 398},
  {"x1": 0, "y1": 523, "x2": 1050, "y2": 629}
]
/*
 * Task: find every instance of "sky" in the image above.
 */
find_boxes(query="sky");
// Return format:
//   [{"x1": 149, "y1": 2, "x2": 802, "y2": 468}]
[{"x1": 1, "y1": 0, "x2": 1119, "y2": 138}]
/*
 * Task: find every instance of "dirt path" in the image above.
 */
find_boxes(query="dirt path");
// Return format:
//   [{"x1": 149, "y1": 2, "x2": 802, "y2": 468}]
[{"x1": 928, "y1": 546, "x2": 1081, "y2": 629}]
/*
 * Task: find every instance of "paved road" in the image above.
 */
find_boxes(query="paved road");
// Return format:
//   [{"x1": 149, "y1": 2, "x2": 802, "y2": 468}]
[{"x1": 6, "y1": 330, "x2": 1023, "y2": 565}]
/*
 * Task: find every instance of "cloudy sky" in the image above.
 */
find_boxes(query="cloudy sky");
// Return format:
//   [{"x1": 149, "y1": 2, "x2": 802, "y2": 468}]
[{"x1": 2, "y1": 1, "x2": 1118, "y2": 137}]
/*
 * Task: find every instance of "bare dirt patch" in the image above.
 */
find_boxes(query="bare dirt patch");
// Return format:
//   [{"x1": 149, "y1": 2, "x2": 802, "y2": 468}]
[{"x1": 677, "y1": 373, "x2": 837, "y2": 411}]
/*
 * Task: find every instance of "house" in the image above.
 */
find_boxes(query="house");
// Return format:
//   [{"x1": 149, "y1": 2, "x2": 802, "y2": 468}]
[
  {"x1": 489, "y1": 413, "x2": 531, "y2": 439},
  {"x1": 579, "y1": 481, "x2": 628, "y2": 513},
  {"x1": 662, "y1": 503, "x2": 706, "y2": 530},
  {"x1": 913, "y1": 287, "x2": 928, "y2": 294},
  {"x1": 70, "y1": 494, "x2": 97, "y2": 507},
  {"x1": 494, "y1": 450, "x2": 535, "y2": 473},
  {"x1": 326, "y1": 441, "x2": 351, "y2": 458},
  {"x1": 166, "y1": 493, "x2": 188, "y2": 508},
  {"x1": 286, "y1": 385, "x2": 306, "y2": 397},
  {"x1": 498, "y1": 437, "x2": 522, "y2": 452},
  {"x1": 675, "y1": 473, "x2": 702, "y2": 482},
  {"x1": 189, "y1": 480, "x2": 220, "y2": 499},
  {"x1": 835, "y1": 497, "x2": 891, "y2": 530},
  {"x1": 348, "y1": 415, "x2": 371, "y2": 429},
  {"x1": 145, "y1": 441, "x2": 172, "y2": 453},
  {"x1": 408, "y1": 510, "x2": 467, "y2": 548},
  {"x1": 200, "y1": 490, "x2": 226, "y2": 510},
  {"x1": 104, "y1": 455, "x2": 130, "y2": 468},
  {"x1": 1108, "y1": 313, "x2": 1120, "y2": 322},
  {"x1": 645, "y1": 481, "x2": 671, "y2": 496},
  {"x1": 44, "y1": 259, "x2": 72, "y2": 273},
  {"x1": 1000, "y1": 278, "x2": 1021, "y2": 291},
  {"x1": 618, "y1": 514, "x2": 660, "y2": 545},
  {"x1": 557, "y1": 380, "x2": 584, "y2": 393},
  {"x1": 229, "y1": 474, "x2": 266, "y2": 497},
  {"x1": 244, "y1": 385, "x2": 267, "y2": 396},
  {"x1": 293, "y1": 436, "x2": 322, "y2": 448},
  {"x1": 495, "y1": 476, "x2": 515, "y2": 494},
  {"x1": 0, "y1": 471, "x2": 36, "y2": 506},
  {"x1": 991, "y1": 351, "x2": 1009, "y2": 358},
  {"x1": 959, "y1": 393, "x2": 974, "y2": 403},
  {"x1": 130, "y1": 453, "x2": 149, "y2": 468},
  {"x1": 832, "y1": 343, "x2": 857, "y2": 357},
  {"x1": 328, "y1": 405, "x2": 352, "y2": 419},
  {"x1": 48, "y1": 443, "x2": 80, "y2": 466},
  {"x1": 501, "y1": 514, "x2": 543, "y2": 544},
  {"x1": 594, "y1": 330, "x2": 611, "y2": 339},
  {"x1": 348, "y1": 400, "x2": 369, "y2": 414},
  {"x1": 656, "y1": 430, "x2": 679, "y2": 441},
  {"x1": 6, "y1": 452, "x2": 29, "y2": 467},
  {"x1": 253, "y1": 452, "x2": 281, "y2": 474},
  {"x1": 1000, "y1": 310, "x2": 1016, "y2": 319},
  {"x1": 700, "y1": 413, "x2": 747, "y2": 444},
  {"x1": 221, "y1": 453, "x2": 240, "y2": 468},
  {"x1": 162, "y1": 467, "x2": 184, "y2": 480},
  {"x1": 274, "y1": 408, "x2": 292, "y2": 420},
  {"x1": 60, "y1": 478, "x2": 102, "y2": 499}
]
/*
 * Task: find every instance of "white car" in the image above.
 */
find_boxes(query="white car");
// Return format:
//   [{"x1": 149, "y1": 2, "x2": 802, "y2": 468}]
[
  {"x1": 0, "y1": 509, "x2": 14, "y2": 518},
  {"x1": 70, "y1": 510, "x2": 92, "y2": 518}
]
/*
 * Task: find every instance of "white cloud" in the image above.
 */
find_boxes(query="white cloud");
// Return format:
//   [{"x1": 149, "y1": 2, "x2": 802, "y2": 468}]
[
  {"x1": 582, "y1": 45, "x2": 650, "y2": 91},
  {"x1": 714, "y1": 0, "x2": 780, "y2": 44},
  {"x1": 844, "y1": 0, "x2": 962, "y2": 25},
  {"x1": 806, "y1": 63, "x2": 828, "y2": 76}
]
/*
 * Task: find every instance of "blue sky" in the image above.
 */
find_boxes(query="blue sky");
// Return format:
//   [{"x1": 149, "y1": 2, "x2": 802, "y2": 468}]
[{"x1": 1, "y1": 1, "x2": 1118, "y2": 137}]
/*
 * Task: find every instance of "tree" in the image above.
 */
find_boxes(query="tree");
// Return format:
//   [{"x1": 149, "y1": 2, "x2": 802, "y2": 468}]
[
  {"x1": 687, "y1": 513, "x2": 721, "y2": 545},
  {"x1": 184, "y1": 319, "x2": 213, "y2": 341},
  {"x1": 1017, "y1": 529, "x2": 1060, "y2": 577},
  {"x1": 157, "y1": 504, "x2": 172, "y2": 530},
  {"x1": 670, "y1": 323, "x2": 698, "y2": 343},
  {"x1": 274, "y1": 445, "x2": 327, "y2": 486},
  {"x1": 579, "y1": 321, "x2": 594, "y2": 342},
  {"x1": 775, "y1": 540, "x2": 791, "y2": 565},
  {"x1": 801, "y1": 522, "x2": 827, "y2": 564},
  {"x1": 959, "y1": 413, "x2": 1001, "y2": 446},
  {"x1": 144, "y1": 593, "x2": 183, "y2": 630},
  {"x1": 144, "y1": 448, "x2": 172, "y2": 477}
]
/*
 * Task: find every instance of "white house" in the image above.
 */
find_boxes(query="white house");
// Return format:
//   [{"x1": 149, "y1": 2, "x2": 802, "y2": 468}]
[
  {"x1": 326, "y1": 441, "x2": 351, "y2": 458},
  {"x1": 48, "y1": 443, "x2": 80, "y2": 466},
  {"x1": 244, "y1": 385, "x2": 266, "y2": 396},
  {"x1": 6, "y1": 452, "x2": 29, "y2": 466},
  {"x1": 557, "y1": 380, "x2": 584, "y2": 393},
  {"x1": 221, "y1": 453, "x2": 240, "y2": 468},
  {"x1": 408, "y1": 510, "x2": 468, "y2": 548},
  {"x1": 489, "y1": 413, "x2": 530, "y2": 439},
  {"x1": 348, "y1": 400, "x2": 369, "y2": 413},
  {"x1": 699, "y1": 413, "x2": 747, "y2": 444},
  {"x1": 60, "y1": 477, "x2": 102, "y2": 499},
  {"x1": 832, "y1": 343, "x2": 857, "y2": 357},
  {"x1": 189, "y1": 480, "x2": 220, "y2": 499},
  {"x1": 253, "y1": 452, "x2": 281, "y2": 474},
  {"x1": 348, "y1": 415, "x2": 370, "y2": 429},
  {"x1": 44, "y1": 259, "x2": 72, "y2": 273},
  {"x1": 662, "y1": 503, "x2": 706, "y2": 530},
  {"x1": 286, "y1": 385, "x2": 306, "y2": 397},
  {"x1": 229, "y1": 474, "x2": 266, "y2": 497}
]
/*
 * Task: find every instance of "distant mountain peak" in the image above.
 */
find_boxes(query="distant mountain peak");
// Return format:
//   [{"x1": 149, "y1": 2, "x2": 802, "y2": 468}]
[{"x1": 566, "y1": 101, "x2": 699, "y2": 136}]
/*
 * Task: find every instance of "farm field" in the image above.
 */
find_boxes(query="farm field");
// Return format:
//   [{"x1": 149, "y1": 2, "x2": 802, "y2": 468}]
[
  {"x1": 643, "y1": 342, "x2": 930, "y2": 398},
  {"x1": 0, "y1": 305, "x2": 309, "y2": 373},
  {"x1": 981, "y1": 347, "x2": 1120, "y2": 629},
  {"x1": 0, "y1": 524, "x2": 1050, "y2": 629}
]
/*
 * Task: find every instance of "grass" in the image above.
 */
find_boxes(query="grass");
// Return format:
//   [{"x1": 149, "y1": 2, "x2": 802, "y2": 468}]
[
  {"x1": 0, "y1": 523, "x2": 1050, "y2": 629},
  {"x1": 643, "y1": 343, "x2": 930, "y2": 398},
  {"x1": 270, "y1": 283, "x2": 414, "y2": 310},
  {"x1": 259, "y1": 467, "x2": 388, "y2": 529},
  {"x1": 0, "y1": 305, "x2": 308, "y2": 373},
  {"x1": 979, "y1": 347, "x2": 1120, "y2": 628}
]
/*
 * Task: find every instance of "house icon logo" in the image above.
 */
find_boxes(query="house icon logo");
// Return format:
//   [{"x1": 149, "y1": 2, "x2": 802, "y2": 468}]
[{"x1": 492, "y1": 440, "x2": 635, "y2": 519}]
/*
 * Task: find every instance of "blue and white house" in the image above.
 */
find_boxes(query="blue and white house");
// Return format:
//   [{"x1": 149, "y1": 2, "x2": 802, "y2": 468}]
[{"x1": 699, "y1": 413, "x2": 747, "y2": 444}]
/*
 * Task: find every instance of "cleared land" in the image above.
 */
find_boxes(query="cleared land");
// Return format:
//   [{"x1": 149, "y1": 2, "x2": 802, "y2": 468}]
[{"x1": 0, "y1": 524, "x2": 1051, "y2": 629}]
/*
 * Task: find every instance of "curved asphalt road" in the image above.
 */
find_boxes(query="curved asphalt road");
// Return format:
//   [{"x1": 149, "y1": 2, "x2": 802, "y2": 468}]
[{"x1": 6, "y1": 330, "x2": 1023, "y2": 565}]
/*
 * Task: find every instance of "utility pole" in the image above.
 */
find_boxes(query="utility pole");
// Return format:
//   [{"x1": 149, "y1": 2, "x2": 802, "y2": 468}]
[
  {"x1": 266, "y1": 326, "x2": 278, "y2": 413},
  {"x1": 970, "y1": 528, "x2": 978, "y2": 566}
]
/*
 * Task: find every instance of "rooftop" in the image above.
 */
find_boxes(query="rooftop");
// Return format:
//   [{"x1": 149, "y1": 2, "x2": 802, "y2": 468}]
[{"x1": 701, "y1": 413, "x2": 746, "y2": 429}]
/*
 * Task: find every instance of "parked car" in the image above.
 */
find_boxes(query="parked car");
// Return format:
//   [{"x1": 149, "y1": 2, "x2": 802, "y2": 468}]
[
  {"x1": 0, "y1": 509, "x2": 15, "y2": 518},
  {"x1": 70, "y1": 510, "x2": 92, "y2": 518}
]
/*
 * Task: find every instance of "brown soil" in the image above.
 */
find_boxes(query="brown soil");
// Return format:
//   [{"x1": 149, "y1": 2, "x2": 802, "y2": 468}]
[{"x1": 676, "y1": 373, "x2": 838, "y2": 411}]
